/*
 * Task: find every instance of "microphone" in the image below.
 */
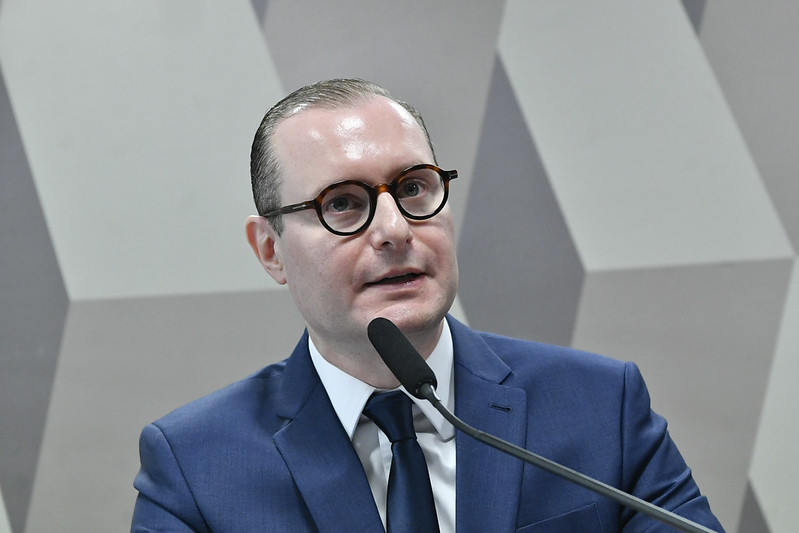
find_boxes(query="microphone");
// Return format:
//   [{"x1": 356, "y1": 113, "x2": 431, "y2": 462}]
[
  {"x1": 366, "y1": 317, "x2": 719, "y2": 533},
  {"x1": 367, "y1": 317, "x2": 437, "y2": 398}
]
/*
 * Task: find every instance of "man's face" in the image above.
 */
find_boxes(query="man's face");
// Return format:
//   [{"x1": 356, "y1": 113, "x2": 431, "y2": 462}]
[{"x1": 251, "y1": 96, "x2": 458, "y2": 353}]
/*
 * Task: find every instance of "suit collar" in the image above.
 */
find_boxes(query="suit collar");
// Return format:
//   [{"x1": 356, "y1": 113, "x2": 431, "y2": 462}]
[
  {"x1": 448, "y1": 316, "x2": 513, "y2": 385},
  {"x1": 273, "y1": 331, "x2": 317, "y2": 420}
]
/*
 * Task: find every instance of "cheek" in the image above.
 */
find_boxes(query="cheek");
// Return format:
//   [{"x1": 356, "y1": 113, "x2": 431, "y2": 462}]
[
  {"x1": 425, "y1": 221, "x2": 457, "y2": 264},
  {"x1": 431, "y1": 229, "x2": 459, "y2": 287},
  {"x1": 280, "y1": 239, "x2": 320, "y2": 289},
  {"x1": 442, "y1": 247, "x2": 459, "y2": 284},
  {"x1": 285, "y1": 241, "x2": 354, "y2": 293}
]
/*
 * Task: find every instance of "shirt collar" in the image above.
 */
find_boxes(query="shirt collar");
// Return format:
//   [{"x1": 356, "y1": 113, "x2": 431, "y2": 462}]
[{"x1": 309, "y1": 318, "x2": 455, "y2": 441}]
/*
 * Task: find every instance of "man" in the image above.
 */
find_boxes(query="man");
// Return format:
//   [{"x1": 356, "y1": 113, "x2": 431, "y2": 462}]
[{"x1": 132, "y1": 79, "x2": 724, "y2": 532}]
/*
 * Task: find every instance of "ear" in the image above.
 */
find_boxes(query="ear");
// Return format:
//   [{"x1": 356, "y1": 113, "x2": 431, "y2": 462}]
[{"x1": 245, "y1": 215, "x2": 287, "y2": 285}]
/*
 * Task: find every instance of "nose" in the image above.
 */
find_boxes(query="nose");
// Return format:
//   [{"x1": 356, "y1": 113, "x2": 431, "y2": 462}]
[{"x1": 367, "y1": 190, "x2": 412, "y2": 248}]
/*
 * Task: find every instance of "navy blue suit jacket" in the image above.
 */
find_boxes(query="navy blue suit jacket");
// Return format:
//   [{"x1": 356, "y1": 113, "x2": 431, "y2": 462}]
[{"x1": 132, "y1": 317, "x2": 723, "y2": 532}]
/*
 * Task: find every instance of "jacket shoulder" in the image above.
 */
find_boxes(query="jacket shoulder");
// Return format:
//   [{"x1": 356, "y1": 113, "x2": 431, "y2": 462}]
[
  {"x1": 469, "y1": 326, "x2": 629, "y2": 382},
  {"x1": 151, "y1": 358, "x2": 290, "y2": 441}
]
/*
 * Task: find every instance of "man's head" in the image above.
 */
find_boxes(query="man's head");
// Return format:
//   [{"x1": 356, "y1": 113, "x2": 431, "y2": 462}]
[
  {"x1": 250, "y1": 78, "x2": 436, "y2": 235},
  {"x1": 245, "y1": 79, "x2": 458, "y2": 382}
]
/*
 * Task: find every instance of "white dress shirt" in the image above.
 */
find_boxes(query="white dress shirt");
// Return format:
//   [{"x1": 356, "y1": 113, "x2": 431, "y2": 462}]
[{"x1": 309, "y1": 320, "x2": 456, "y2": 533}]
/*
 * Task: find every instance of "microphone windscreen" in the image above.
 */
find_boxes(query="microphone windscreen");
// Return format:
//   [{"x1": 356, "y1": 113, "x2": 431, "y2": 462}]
[{"x1": 367, "y1": 317, "x2": 438, "y2": 398}]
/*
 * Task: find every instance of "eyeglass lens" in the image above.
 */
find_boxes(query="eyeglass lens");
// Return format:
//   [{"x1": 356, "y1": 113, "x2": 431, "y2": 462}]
[{"x1": 319, "y1": 167, "x2": 446, "y2": 234}]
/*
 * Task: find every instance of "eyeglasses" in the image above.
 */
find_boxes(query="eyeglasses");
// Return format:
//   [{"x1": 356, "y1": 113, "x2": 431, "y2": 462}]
[{"x1": 263, "y1": 164, "x2": 458, "y2": 236}]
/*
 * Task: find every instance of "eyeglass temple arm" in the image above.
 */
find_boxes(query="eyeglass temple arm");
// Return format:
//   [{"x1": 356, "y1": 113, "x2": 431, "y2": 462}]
[{"x1": 264, "y1": 201, "x2": 316, "y2": 217}]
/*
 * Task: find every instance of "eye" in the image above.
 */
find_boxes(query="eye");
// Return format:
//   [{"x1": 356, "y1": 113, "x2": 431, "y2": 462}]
[
  {"x1": 323, "y1": 193, "x2": 365, "y2": 213},
  {"x1": 397, "y1": 178, "x2": 428, "y2": 198}
]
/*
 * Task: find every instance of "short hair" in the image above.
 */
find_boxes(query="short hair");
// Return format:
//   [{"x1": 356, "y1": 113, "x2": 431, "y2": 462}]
[{"x1": 250, "y1": 78, "x2": 436, "y2": 235}]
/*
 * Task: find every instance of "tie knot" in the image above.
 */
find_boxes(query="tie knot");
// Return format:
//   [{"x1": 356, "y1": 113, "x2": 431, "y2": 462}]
[{"x1": 363, "y1": 391, "x2": 416, "y2": 443}]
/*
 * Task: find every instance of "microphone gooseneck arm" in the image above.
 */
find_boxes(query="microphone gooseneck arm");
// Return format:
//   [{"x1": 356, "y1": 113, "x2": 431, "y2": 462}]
[{"x1": 367, "y1": 317, "x2": 719, "y2": 533}]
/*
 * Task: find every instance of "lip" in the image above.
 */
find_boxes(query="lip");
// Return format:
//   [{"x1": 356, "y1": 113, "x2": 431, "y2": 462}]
[{"x1": 365, "y1": 269, "x2": 425, "y2": 287}]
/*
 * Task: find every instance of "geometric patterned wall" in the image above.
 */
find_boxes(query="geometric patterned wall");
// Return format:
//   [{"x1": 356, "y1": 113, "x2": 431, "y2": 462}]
[{"x1": 0, "y1": 1, "x2": 796, "y2": 532}]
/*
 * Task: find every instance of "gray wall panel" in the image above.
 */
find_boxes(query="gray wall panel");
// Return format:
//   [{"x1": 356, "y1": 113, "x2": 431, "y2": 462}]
[
  {"x1": 700, "y1": 2, "x2": 799, "y2": 252},
  {"x1": 459, "y1": 58, "x2": 583, "y2": 346},
  {"x1": 0, "y1": 68, "x2": 68, "y2": 533},
  {"x1": 737, "y1": 482, "x2": 771, "y2": 533}
]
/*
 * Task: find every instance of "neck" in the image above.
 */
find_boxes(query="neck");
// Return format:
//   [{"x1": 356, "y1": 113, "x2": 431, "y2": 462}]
[{"x1": 309, "y1": 321, "x2": 443, "y2": 389}]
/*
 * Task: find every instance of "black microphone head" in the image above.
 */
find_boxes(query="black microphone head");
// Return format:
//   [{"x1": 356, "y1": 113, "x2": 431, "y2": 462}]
[{"x1": 367, "y1": 317, "x2": 438, "y2": 398}]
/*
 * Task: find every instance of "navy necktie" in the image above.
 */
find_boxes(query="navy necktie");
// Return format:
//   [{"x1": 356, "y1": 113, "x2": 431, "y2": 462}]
[{"x1": 363, "y1": 391, "x2": 440, "y2": 533}]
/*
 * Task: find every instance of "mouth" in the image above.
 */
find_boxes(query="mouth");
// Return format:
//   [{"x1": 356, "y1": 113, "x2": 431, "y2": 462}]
[{"x1": 366, "y1": 272, "x2": 423, "y2": 286}]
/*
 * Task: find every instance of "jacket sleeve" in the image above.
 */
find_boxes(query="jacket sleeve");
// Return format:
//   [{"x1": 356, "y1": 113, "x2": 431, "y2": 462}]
[
  {"x1": 131, "y1": 423, "x2": 209, "y2": 533},
  {"x1": 619, "y1": 362, "x2": 725, "y2": 532}
]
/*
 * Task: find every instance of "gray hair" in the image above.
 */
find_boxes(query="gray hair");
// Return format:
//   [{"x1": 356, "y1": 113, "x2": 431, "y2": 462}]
[{"x1": 250, "y1": 78, "x2": 436, "y2": 235}]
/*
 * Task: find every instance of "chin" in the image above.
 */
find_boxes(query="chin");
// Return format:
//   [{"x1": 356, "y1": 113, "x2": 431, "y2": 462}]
[{"x1": 372, "y1": 307, "x2": 447, "y2": 336}]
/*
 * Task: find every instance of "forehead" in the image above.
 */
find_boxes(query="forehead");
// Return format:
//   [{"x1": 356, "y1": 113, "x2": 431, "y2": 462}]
[{"x1": 272, "y1": 96, "x2": 431, "y2": 176}]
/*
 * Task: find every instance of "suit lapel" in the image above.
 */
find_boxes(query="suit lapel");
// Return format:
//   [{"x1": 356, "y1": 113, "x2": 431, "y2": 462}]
[
  {"x1": 271, "y1": 321, "x2": 530, "y2": 532},
  {"x1": 450, "y1": 318, "x2": 528, "y2": 533},
  {"x1": 272, "y1": 334, "x2": 383, "y2": 532}
]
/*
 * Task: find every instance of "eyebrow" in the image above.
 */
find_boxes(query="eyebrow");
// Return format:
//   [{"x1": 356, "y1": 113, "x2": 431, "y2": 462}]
[{"x1": 340, "y1": 161, "x2": 433, "y2": 185}]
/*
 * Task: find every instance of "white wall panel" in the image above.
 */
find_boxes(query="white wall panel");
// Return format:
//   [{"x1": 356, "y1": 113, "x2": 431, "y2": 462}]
[
  {"x1": 0, "y1": 0, "x2": 282, "y2": 300},
  {"x1": 0, "y1": 487, "x2": 10, "y2": 533},
  {"x1": 750, "y1": 262, "x2": 799, "y2": 533},
  {"x1": 499, "y1": 0, "x2": 792, "y2": 271}
]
